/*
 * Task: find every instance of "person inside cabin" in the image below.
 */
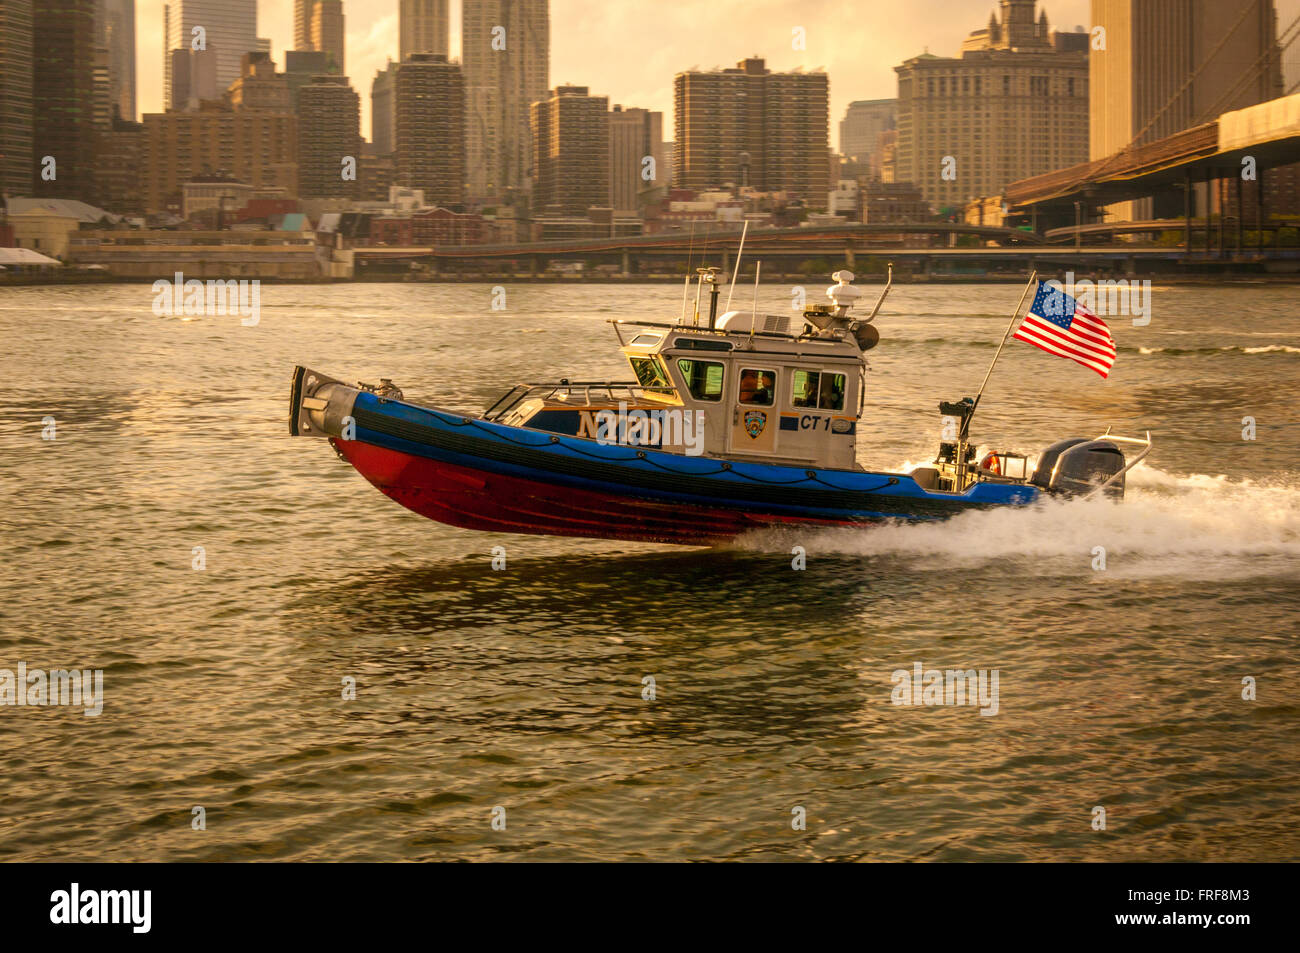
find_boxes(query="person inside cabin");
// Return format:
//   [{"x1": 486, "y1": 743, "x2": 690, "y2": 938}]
[
  {"x1": 739, "y1": 370, "x2": 775, "y2": 406},
  {"x1": 820, "y1": 373, "x2": 845, "y2": 411},
  {"x1": 793, "y1": 370, "x2": 819, "y2": 408}
]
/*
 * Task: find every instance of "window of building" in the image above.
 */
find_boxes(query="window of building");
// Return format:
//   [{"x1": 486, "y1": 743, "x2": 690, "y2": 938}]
[
  {"x1": 738, "y1": 368, "x2": 777, "y2": 406},
  {"x1": 676, "y1": 359, "x2": 724, "y2": 401}
]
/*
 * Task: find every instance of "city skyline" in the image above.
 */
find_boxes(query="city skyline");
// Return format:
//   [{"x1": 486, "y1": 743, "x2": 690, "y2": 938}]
[
  {"x1": 131, "y1": 0, "x2": 1300, "y2": 149},
  {"x1": 129, "y1": 0, "x2": 1100, "y2": 146}
]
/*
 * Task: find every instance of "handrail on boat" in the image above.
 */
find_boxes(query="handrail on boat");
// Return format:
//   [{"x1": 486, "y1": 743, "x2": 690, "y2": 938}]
[{"x1": 483, "y1": 380, "x2": 675, "y2": 421}]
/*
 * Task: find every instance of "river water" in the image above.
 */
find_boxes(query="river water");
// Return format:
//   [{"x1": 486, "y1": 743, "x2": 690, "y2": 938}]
[{"x1": 1, "y1": 280, "x2": 1297, "y2": 861}]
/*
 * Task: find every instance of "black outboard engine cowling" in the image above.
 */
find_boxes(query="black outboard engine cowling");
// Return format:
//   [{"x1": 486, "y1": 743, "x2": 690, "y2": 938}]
[{"x1": 1032, "y1": 438, "x2": 1127, "y2": 499}]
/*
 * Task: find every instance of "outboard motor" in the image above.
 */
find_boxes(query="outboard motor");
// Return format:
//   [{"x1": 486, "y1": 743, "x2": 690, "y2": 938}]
[{"x1": 1032, "y1": 438, "x2": 1127, "y2": 499}]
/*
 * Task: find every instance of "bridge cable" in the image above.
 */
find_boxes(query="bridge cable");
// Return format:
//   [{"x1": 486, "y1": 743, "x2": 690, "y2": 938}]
[
  {"x1": 1193, "y1": 11, "x2": 1300, "y2": 126},
  {"x1": 1062, "y1": 0, "x2": 1267, "y2": 195}
]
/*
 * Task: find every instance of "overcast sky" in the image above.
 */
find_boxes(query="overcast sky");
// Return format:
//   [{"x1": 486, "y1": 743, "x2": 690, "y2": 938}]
[{"x1": 135, "y1": 0, "x2": 1299, "y2": 149}]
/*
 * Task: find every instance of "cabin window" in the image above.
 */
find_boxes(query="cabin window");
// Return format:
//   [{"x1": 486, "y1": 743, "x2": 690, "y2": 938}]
[
  {"x1": 629, "y1": 356, "x2": 673, "y2": 392},
  {"x1": 676, "y1": 359, "x2": 724, "y2": 401},
  {"x1": 630, "y1": 333, "x2": 662, "y2": 347},
  {"x1": 738, "y1": 368, "x2": 776, "y2": 406},
  {"x1": 791, "y1": 370, "x2": 847, "y2": 411}
]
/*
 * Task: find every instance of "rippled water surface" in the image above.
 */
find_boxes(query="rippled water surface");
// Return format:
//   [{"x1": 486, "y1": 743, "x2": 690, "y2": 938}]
[{"x1": 1, "y1": 281, "x2": 1298, "y2": 861}]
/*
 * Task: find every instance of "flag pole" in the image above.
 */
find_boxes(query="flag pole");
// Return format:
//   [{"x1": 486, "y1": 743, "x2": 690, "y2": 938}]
[{"x1": 960, "y1": 270, "x2": 1038, "y2": 439}]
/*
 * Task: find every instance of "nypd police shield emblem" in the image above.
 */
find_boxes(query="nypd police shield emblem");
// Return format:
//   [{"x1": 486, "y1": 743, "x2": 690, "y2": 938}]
[{"x1": 744, "y1": 410, "x2": 767, "y2": 439}]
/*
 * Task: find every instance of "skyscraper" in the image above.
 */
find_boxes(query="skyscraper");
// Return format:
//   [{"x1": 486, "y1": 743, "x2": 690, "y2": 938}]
[
  {"x1": 400, "y1": 0, "x2": 449, "y2": 60},
  {"x1": 396, "y1": 52, "x2": 465, "y2": 206},
  {"x1": 462, "y1": 0, "x2": 549, "y2": 202},
  {"x1": 371, "y1": 60, "x2": 397, "y2": 155},
  {"x1": 894, "y1": 1, "x2": 1089, "y2": 210},
  {"x1": 164, "y1": 0, "x2": 258, "y2": 109},
  {"x1": 294, "y1": 0, "x2": 313, "y2": 51},
  {"x1": 310, "y1": 0, "x2": 344, "y2": 74},
  {"x1": 297, "y1": 74, "x2": 360, "y2": 198},
  {"x1": 103, "y1": 0, "x2": 136, "y2": 121},
  {"x1": 531, "y1": 85, "x2": 609, "y2": 215},
  {"x1": 0, "y1": 0, "x2": 34, "y2": 197},
  {"x1": 227, "y1": 51, "x2": 290, "y2": 112},
  {"x1": 608, "y1": 105, "x2": 663, "y2": 214},
  {"x1": 168, "y1": 46, "x2": 218, "y2": 110},
  {"x1": 674, "y1": 57, "x2": 829, "y2": 204},
  {"x1": 33, "y1": 0, "x2": 99, "y2": 201},
  {"x1": 839, "y1": 99, "x2": 896, "y2": 172},
  {"x1": 1090, "y1": 0, "x2": 1284, "y2": 219}
]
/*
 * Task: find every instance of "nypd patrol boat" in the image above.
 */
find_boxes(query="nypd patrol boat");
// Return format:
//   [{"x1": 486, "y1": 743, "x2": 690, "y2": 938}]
[{"x1": 288, "y1": 268, "x2": 1150, "y2": 545}]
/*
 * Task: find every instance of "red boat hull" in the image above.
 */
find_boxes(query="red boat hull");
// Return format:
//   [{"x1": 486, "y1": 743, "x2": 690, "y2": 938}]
[{"x1": 333, "y1": 438, "x2": 858, "y2": 545}]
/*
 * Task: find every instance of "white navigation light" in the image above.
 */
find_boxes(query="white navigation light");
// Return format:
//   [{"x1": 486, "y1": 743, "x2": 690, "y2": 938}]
[{"x1": 827, "y1": 270, "x2": 863, "y2": 314}]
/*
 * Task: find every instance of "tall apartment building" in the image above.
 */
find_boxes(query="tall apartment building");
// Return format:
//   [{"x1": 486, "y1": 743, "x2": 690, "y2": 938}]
[
  {"x1": 141, "y1": 100, "x2": 297, "y2": 214},
  {"x1": 400, "y1": 0, "x2": 450, "y2": 60},
  {"x1": 839, "y1": 98, "x2": 896, "y2": 175},
  {"x1": 395, "y1": 52, "x2": 465, "y2": 206},
  {"x1": 309, "y1": 0, "x2": 345, "y2": 74},
  {"x1": 94, "y1": 117, "x2": 143, "y2": 215},
  {"x1": 164, "y1": 0, "x2": 258, "y2": 110},
  {"x1": 297, "y1": 75, "x2": 360, "y2": 198},
  {"x1": 0, "y1": 0, "x2": 33, "y2": 198},
  {"x1": 104, "y1": 0, "x2": 136, "y2": 121},
  {"x1": 33, "y1": 0, "x2": 99, "y2": 201},
  {"x1": 294, "y1": 0, "x2": 313, "y2": 50},
  {"x1": 462, "y1": 0, "x2": 549, "y2": 202},
  {"x1": 608, "y1": 106, "x2": 664, "y2": 214},
  {"x1": 673, "y1": 57, "x2": 830, "y2": 205},
  {"x1": 894, "y1": 0, "x2": 1089, "y2": 211},
  {"x1": 371, "y1": 60, "x2": 397, "y2": 155},
  {"x1": 1091, "y1": 0, "x2": 1284, "y2": 219},
  {"x1": 168, "y1": 46, "x2": 218, "y2": 109},
  {"x1": 226, "y1": 52, "x2": 291, "y2": 112},
  {"x1": 531, "y1": 85, "x2": 610, "y2": 215}
]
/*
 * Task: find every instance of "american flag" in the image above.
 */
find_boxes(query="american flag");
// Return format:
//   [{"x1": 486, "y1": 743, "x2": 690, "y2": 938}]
[{"x1": 1013, "y1": 282, "x2": 1117, "y2": 378}]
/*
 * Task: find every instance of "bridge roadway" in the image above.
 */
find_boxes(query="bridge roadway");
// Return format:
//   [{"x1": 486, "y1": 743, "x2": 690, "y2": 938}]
[
  {"x1": 1004, "y1": 92, "x2": 1300, "y2": 231},
  {"x1": 353, "y1": 221, "x2": 1042, "y2": 270},
  {"x1": 354, "y1": 240, "x2": 1299, "y2": 278}
]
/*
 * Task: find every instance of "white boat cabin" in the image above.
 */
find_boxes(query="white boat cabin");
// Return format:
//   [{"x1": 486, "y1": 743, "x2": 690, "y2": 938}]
[{"x1": 487, "y1": 270, "x2": 883, "y2": 472}]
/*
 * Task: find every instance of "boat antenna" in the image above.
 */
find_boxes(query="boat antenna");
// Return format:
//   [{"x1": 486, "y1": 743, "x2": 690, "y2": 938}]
[
  {"x1": 961, "y1": 269, "x2": 1038, "y2": 440},
  {"x1": 679, "y1": 223, "x2": 696, "y2": 324},
  {"x1": 725, "y1": 220, "x2": 750, "y2": 312},
  {"x1": 863, "y1": 262, "x2": 894, "y2": 323},
  {"x1": 692, "y1": 264, "x2": 707, "y2": 326},
  {"x1": 747, "y1": 260, "x2": 762, "y2": 347}
]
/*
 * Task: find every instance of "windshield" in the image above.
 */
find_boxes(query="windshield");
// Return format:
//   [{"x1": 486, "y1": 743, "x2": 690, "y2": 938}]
[{"x1": 628, "y1": 356, "x2": 674, "y2": 393}]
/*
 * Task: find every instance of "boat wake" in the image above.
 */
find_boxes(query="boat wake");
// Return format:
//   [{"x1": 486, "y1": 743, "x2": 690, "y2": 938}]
[
  {"x1": 1134, "y1": 343, "x2": 1300, "y2": 356},
  {"x1": 735, "y1": 464, "x2": 1300, "y2": 579}
]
